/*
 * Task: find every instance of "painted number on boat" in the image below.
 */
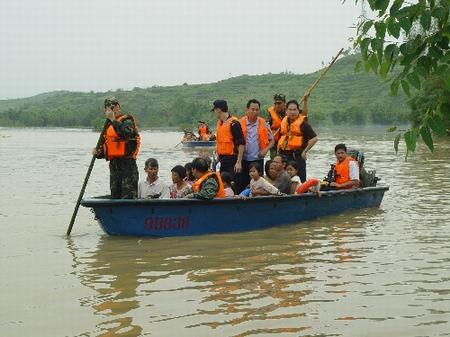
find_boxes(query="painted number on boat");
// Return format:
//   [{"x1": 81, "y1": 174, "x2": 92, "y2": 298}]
[{"x1": 144, "y1": 216, "x2": 189, "y2": 231}]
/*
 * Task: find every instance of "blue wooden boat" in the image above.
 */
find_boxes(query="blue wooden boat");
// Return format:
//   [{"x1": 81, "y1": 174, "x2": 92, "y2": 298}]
[
  {"x1": 81, "y1": 186, "x2": 388, "y2": 237},
  {"x1": 182, "y1": 140, "x2": 216, "y2": 148}
]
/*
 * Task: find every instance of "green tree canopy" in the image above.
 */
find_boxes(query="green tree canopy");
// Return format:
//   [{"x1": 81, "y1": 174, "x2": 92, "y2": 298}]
[{"x1": 351, "y1": 0, "x2": 450, "y2": 157}]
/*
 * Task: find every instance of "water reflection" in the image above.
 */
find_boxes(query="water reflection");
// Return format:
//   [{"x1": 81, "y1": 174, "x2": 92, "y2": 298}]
[{"x1": 67, "y1": 215, "x2": 376, "y2": 336}]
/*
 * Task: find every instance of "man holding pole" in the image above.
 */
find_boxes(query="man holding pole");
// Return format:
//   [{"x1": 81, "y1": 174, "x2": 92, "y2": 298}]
[{"x1": 94, "y1": 97, "x2": 141, "y2": 199}]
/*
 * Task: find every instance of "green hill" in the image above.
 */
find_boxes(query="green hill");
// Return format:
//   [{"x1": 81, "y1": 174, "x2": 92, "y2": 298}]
[{"x1": 0, "y1": 54, "x2": 408, "y2": 129}]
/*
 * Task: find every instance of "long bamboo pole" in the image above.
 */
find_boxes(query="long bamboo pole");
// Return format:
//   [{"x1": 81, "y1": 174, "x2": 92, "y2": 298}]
[
  {"x1": 66, "y1": 119, "x2": 109, "y2": 236},
  {"x1": 273, "y1": 48, "x2": 344, "y2": 139}
]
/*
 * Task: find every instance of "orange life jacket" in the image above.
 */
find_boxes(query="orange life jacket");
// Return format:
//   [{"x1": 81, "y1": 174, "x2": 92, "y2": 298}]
[
  {"x1": 103, "y1": 115, "x2": 140, "y2": 160},
  {"x1": 278, "y1": 115, "x2": 305, "y2": 151},
  {"x1": 216, "y1": 116, "x2": 238, "y2": 155},
  {"x1": 239, "y1": 116, "x2": 270, "y2": 151},
  {"x1": 198, "y1": 124, "x2": 209, "y2": 141},
  {"x1": 335, "y1": 156, "x2": 358, "y2": 187},
  {"x1": 192, "y1": 172, "x2": 225, "y2": 198},
  {"x1": 267, "y1": 106, "x2": 283, "y2": 142}
]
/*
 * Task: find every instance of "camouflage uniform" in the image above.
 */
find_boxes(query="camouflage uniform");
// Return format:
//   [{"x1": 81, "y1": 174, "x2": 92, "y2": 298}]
[
  {"x1": 187, "y1": 177, "x2": 219, "y2": 200},
  {"x1": 97, "y1": 98, "x2": 140, "y2": 199}
]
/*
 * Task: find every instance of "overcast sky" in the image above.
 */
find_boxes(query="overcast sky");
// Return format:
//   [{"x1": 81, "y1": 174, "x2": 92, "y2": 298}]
[{"x1": 0, "y1": 0, "x2": 363, "y2": 99}]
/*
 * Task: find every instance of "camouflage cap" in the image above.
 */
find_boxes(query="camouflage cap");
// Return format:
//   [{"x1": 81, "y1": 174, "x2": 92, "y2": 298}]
[
  {"x1": 104, "y1": 97, "x2": 119, "y2": 107},
  {"x1": 273, "y1": 93, "x2": 286, "y2": 102}
]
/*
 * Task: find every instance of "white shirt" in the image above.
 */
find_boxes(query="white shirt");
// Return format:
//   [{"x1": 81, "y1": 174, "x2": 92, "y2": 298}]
[
  {"x1": 349, "y1": 161, "x2": 359, "y2": 181},
  {"x1": 138, "y1": 177, "x2": 170, "y2": 199}
]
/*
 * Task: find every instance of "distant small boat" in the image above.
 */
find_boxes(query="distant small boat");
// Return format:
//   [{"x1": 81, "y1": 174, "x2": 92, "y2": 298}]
[
  {"x1": 81, "y1": 186, "x2": 388, "y2": 237},
  {"x1": 182, "y1": 140, "x2": 216, "y2": 148}
]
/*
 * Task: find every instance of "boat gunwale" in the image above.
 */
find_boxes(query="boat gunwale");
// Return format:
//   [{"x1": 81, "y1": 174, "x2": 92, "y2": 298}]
[{"x1": 81, "y1": 186, "x2": 389, "y2": 207}]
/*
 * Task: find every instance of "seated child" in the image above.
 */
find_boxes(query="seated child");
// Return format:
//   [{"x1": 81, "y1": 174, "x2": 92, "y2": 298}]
[
  {"x1": 249, "y1": 162, "x2": 283, "y2": 197},
  {"x1": 286, "y1": 161, "x2": 301, "y2": 194},
  {"x1": 220, "y1": 172, "x2": 235, "y2": 197}
]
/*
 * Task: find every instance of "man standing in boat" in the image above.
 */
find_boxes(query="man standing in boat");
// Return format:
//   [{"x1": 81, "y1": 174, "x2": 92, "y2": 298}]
[
  {"x1": 267, "y1": 93, "x2": 286, "y2": 159},
  {"x1": 239, "y1": 99, "x2": 275, "y2": 192},
  {"x1": 212, "y1": 99, "x2": 245, "y2": 193},
  {"x1": 93, "y1": 97, "x2": 140, "y2": 199}
]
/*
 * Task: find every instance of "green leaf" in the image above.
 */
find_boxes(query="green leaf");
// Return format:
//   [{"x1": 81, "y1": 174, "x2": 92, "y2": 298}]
[
  {"x1": 375, "y1": 0, "x2": 390, "y2": 15},
  {"x1": 420, "y1": 10, "x2": 432, "y2": 30},
  {"x1": 362, "y1": 21, "x2": 373, "y2": 35},
  {"x1": 391, "y1": 79, "x2": 399, "y2": 96},
  {"x1": 406, "y1": 71, "x2": 421, "y2": 89},
  {"x1": 360, "y1": 38, "x2": 371, "y2": 59},
  {"x1": 404, "y1": 129, "x2": 417, "y2": 153},
  {"x1": 375, "y1": 22, "x2": 386, "y2": 40},
  {"x1": 420, "y1": 125, "x2": 434, "y2": 152},
  {"x1": 442, "y1": 70, "x2": 450, "y2": 90},
  {"x1": 354, "y1": 60, "x2": 362, "y2": 72},
  {"x1": 386, "y1": 126, "x2": 398, "y2": 132},
  {"x1": 380, "y1": 61, "x2": 390, "y2": 79},
  {"x1": 369, "y1": 53, "x2": 379, "y2": 73},
  {"x1": 371, "y1": 38, "x2": 384, "y2": 63},
  {"x1": 390, "y1": 0, "x2": 405, "y2": 16},
  {"x1": 428, "y1": 115, "x2": 447, "y2": 136},
  {"x1": 431, "y1": 7, "x2": 448, "y2": 20},
  {"x1": 440, "y1": 103, "x2": 450, "y2": 114},
  {"x1": 399, "y1": 17, "x2": 412, "y2": 34},
  {"x1": 401, "y1": 80, "x2": 411, "y2": 96},
  {"x1": 394, "y1": 133, "x2": 401, "y2": 154},
  {"x1": 386, "y1": 17, "x2": 401, "y2": 38},
  {"x1": 434, "y1": 64, "x2": 448, "y2": 75}
]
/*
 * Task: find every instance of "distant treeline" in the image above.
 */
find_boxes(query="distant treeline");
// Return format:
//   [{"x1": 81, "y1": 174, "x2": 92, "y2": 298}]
[{"x1": 0, "y1": 54, "x2": 410, "y2": 129}]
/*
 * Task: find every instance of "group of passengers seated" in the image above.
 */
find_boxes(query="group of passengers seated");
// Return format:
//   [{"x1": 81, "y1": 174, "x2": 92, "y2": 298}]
[
  {"x1": 182, "y1": 122, "x2": 216, "y2": 142},
  {"x1": 138, "y1": 143, "x2": 368, "y2": 201}
]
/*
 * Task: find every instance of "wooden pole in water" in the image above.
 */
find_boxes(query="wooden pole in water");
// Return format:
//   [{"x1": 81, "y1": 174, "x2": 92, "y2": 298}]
[{"x1": 66, "y1": 119, "x2": 109, "y2": 236}]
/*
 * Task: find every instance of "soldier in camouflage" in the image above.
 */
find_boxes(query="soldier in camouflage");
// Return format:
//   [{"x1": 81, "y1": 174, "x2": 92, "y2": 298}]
[{"x1": 94, "y1": 97, "x2": 140, "y2": 199}]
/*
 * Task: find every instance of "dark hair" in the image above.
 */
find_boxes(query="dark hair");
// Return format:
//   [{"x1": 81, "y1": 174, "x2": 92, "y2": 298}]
[
  {"x1": 184, "y1": 163, "x2": 195, "y2": 181},
  {"x1": 286, "y1": 161, "x2": 298, "y2": 171},
  {"x1": 286, "y1": 100, "x2": 300, "y2": 110},
  {"x1": 171, "y1": 165, "x2": 186, "y2": 179},
  {"x1": 248, "y1": 162, "x2": 262, "y2": 175},
  {"x1": 220, "y1": 171, "x2": 233, "y2": 185},
  {"x1": 145, "y1": 158, "x2": 159, "y2": 168},
  {"x1": 191, "y1": 157, "x2": 209, "y2": 173},
  {"x1": 246, "y1": 99, "x2": 261, "y2": 109},
  {"x1": 335, "y1": 143, "x2": 347, "y2": 153},
  {"x1": 265, "y1": 160, "x2": 272, "y2": 177}
]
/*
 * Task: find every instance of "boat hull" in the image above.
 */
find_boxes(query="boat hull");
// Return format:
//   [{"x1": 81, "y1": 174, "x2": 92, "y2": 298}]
[
  {"x1": 81, "y1": 187, "x2": 388, "y2": 237},
  {"x1": 182, "y1": 141, "x2": 215, "y2": 148}
]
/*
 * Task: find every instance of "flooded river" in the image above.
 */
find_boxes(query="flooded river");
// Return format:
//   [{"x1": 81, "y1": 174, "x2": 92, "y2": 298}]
[{"x1": 0, "y1": 127, "x2": 449, "y2": 337}]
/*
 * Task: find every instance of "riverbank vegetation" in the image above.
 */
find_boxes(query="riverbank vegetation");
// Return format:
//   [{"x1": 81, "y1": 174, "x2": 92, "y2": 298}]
[{"x1": 0, "y1": 54, "x2": 411, "y2": 129}]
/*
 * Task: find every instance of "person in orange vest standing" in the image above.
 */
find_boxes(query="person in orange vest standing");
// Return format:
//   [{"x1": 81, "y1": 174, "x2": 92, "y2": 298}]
[
  {"x1": 212, "y1": 99, "x2": 245, "y2": 192},
  {"x1": 267, "y1": 93, "x2": 286, "y2": 159},
  {"x1": 94, "y1": 97, "x2": 140, "y2": 199},
  {"x1": 277, "y1": 95, "x2": 317, "y2": 183},
  {"x1": 330, "y1": 143, "x2": 360, "y2": 189},
  {"x1": 239, "y1": 99, "x2": 275, "y2": 193}
]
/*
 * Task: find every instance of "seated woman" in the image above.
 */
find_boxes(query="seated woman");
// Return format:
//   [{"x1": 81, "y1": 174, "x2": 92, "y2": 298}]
[
  {"x1": 185, "y1": 157, "x2": 225, "y2": 200},
  {"x1": 169, "y1": 165, "x2": 190, "y2": 199},
  {"x1": 249, "y1": 162, "x2": 283, "y2": 197}
]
